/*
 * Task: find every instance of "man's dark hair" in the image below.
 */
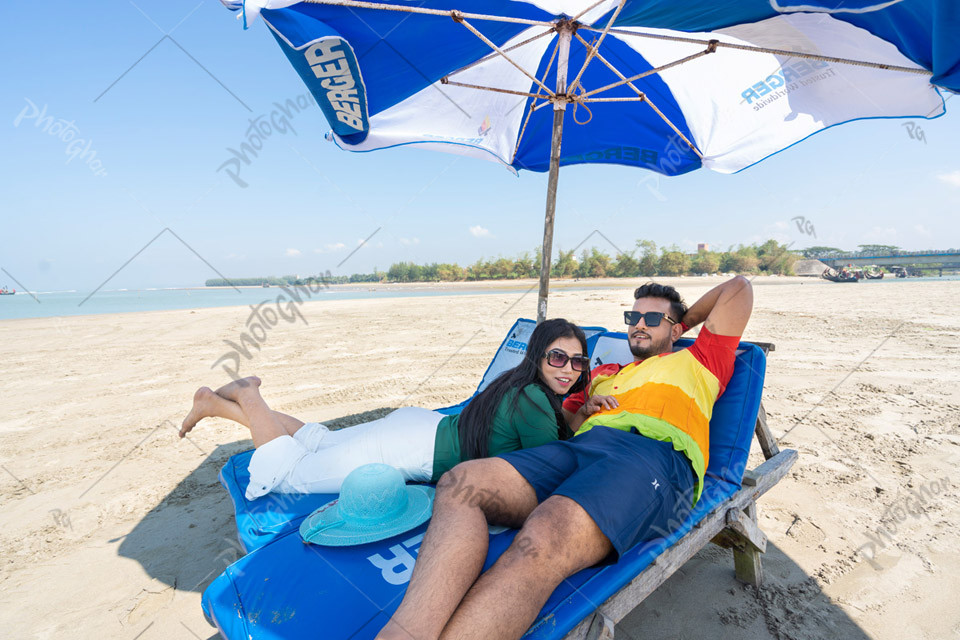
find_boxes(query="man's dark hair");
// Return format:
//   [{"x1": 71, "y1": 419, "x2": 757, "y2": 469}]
[{"x1": 634, "y1": 282, "x2": 687, "y2": 323}]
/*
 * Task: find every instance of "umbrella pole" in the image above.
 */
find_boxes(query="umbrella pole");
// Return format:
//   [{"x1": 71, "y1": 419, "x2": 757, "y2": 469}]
[{"x1": 537, "y1": 21, "x2": 573, "y2": 324}]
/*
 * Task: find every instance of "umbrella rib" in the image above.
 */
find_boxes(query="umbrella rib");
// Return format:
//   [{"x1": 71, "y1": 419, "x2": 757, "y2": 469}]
[
  {"x1": 578, "y1": 25, "x2": 933, "y2": 76},
  {"x1": 440, "y1": 79, "x2": 546, "y2": 100},
  {"x1": 582, "y1": 47, "x2": 716, "y2": 98},
  {"x1": 455, "y1": 16, "x2": 555, "y2": 96},
  {"x1": 570, "y1": 32, "x2": 704, "y2": 157},
  {"x1": 446, "y1": 27, "x2": 556, "y2": 79},
  {"x1": 573, "y1": 31, "x2": 645, "y2": 98},
  {"x1": 569, "y1": 0, "x2": 609, "y2": 23},
  {"x1": 302, "y1": 0, "x2": 555, "y2": 28},
  {"x1": 568, "y1": 0, "x2": 626, "y2": 95},
  {"x1": 512, "y1": 38, "x2": 560, "y2": 164},
  {"x1": 640, "y1": 95, "x2": 705, "y2": 160},
  {"x1": 581, "y1": 97, "x2": 646, "y2": 102}
]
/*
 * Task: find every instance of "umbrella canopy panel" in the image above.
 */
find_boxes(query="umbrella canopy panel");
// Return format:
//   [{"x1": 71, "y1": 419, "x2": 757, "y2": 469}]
[{"x1": 246, "y1": 0, "x2": 952, "y2": 175}]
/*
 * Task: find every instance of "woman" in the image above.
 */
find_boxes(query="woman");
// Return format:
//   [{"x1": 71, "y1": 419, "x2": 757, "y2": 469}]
[{"x1": 180, "y1": 318, "x2": 591, "y2": 499}]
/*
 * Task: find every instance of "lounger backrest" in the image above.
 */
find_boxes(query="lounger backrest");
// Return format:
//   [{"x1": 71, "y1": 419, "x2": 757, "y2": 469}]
[
  {"x1": 435, "y1": 319, "x2": 605, "y2": 416},
  {"x1": 585, "y1": 331, "x2": 766, "y2": 489},
  {"x1": 473, "y1": 318, "x2": 607, "y2": 392}
]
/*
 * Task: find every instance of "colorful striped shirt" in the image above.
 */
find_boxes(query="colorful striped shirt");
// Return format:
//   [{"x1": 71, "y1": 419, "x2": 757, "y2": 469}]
[{"x1": 562, "y1": 327, "x2": 740, "y2": 502}]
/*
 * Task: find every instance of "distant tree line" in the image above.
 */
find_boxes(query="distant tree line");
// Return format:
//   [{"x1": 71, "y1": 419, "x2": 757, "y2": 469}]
[
  {"x1": 206, "y1": 240, "x2": 799, "y2": 287},
  {"x1": 384, "y1": 239, "x2": 797, "y2": 283},
  {"x1": 205, "y1": 272, "x2": 384, "y2": 287}
]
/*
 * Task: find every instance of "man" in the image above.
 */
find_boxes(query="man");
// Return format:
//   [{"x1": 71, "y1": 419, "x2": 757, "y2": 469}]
[{"x1": 376, "y1": 276, "x2": 753, "y2": 640}]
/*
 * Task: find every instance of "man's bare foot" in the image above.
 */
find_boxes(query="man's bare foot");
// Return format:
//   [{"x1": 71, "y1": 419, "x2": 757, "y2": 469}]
[
  {"x1": 181, "y1": 387, "x2": 218, "y2": 438},
  {"x1": 216, "y1": 376, "x2": 262, "y2": 403}
]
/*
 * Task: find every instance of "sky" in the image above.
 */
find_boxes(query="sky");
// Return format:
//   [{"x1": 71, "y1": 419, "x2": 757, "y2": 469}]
[{"x1": 1, "y1": 1, "x2": 958, "y2": 292}]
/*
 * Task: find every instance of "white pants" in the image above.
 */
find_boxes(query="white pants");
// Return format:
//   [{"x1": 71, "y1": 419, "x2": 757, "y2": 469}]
[{"x1": 245, "y1": 407, "x2": 444, "y2": 500}]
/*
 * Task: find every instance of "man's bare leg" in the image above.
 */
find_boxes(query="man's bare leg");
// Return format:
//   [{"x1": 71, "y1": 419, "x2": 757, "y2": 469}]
[
  {"x1": 441, "y1": 495, "x2": 612, "y2": 640},
  {"x1": 376, "y1": 459, "x2": 539, "y2": 640},
  {"x1": 180, "y1": 377, "x2": 305, "y2": 438}
]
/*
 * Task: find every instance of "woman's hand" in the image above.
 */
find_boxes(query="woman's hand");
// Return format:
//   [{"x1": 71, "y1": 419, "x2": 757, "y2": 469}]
[{"x1": 579, "y1": 394, "x2": 619, "y2": 417}]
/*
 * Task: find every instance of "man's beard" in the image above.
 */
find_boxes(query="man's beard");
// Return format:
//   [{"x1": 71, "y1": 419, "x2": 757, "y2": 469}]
[{"x1": 628, "y1": 332, "x2": 673, "y2": 359}]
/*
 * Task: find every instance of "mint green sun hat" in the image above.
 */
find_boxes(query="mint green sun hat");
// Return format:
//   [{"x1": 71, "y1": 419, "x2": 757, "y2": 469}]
[{"x1": 299, "y1": 463, "x2": 435, "y2": 546}]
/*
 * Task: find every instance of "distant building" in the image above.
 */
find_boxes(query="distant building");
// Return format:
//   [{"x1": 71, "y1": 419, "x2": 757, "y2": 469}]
[{"x1": 697, "y1": 243, "x2": 709, "y2": 252}]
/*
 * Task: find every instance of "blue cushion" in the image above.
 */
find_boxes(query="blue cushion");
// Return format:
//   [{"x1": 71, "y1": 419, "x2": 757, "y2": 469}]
[
  {"x1": 706, "y1": 342, "x2": 766, "y2": 487},
  {"x1": 220, "y1": 318, "x2": 607, "y2": 552},
  {"x1": 219, "y1": 450, "x2": 334, "y2": 552},
  {"x1": 201, "y1": 475, "x2": 742, "y2": 639}
]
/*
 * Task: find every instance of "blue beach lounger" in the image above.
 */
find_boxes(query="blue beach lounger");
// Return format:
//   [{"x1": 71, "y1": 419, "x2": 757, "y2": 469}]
[
  {"x1": 202, "y1": 320, "x2": 796, "y2": 639},
  {"x1": 217, "y1": 319, "x2": 607, "y2": 553}
]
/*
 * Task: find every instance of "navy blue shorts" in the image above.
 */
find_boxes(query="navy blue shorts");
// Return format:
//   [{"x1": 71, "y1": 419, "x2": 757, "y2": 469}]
[{"x1": 498, "y1": 426, "x2": 695, "y2": 564}]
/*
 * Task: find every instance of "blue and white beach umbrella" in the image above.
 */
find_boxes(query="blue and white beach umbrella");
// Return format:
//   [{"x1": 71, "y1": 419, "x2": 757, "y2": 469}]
[{"x1": 222, "y1": 0, "x2": 957, "y2": 319}]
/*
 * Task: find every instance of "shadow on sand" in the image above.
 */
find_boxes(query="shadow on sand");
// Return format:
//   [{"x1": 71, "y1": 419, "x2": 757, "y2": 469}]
[
  {"x1": 619, "y1": 541, "x2": 873, "y2": 640},
  {"x1": 117, "y1": 407, "x2": 398, "y2": 595}
]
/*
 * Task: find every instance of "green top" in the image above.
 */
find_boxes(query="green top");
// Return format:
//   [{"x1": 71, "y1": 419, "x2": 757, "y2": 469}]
[{"x1": 431, "y1": 383, "x2": 563, "y2": 481}]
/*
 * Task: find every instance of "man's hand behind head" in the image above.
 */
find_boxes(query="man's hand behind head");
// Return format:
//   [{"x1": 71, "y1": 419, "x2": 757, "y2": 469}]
[{"x1": 703, "y1": 275, "x2": 753, "y2": 337}]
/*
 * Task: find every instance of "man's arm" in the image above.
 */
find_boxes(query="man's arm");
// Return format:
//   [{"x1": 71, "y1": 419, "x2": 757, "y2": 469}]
[{"x1": 682, "y1": 275, "x2": 753, "y2": 337}]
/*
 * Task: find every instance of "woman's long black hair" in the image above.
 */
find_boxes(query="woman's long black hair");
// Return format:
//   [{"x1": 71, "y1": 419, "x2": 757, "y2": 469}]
[{"x1": 458, "y1": 318, "x2": 590, "y2": 461}]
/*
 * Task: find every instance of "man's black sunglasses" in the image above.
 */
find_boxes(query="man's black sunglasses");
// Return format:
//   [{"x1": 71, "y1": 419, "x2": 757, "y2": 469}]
[
  {"x1": 543, "y1": 349, "x2": 590, "y2": 372},
  {"x1": 623, "y1": 311, "x2": 678, "y2": 327}
]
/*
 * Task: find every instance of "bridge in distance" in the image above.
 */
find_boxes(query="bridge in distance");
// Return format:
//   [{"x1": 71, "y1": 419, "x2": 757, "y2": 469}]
[{"x1": 815, "y1": 249, "x2": 960, "y2": 274}]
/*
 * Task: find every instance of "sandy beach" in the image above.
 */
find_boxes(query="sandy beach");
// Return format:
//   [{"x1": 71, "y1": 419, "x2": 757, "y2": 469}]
[{"x1": 1, "y1": 275, "x2": 958, "y2": 640}]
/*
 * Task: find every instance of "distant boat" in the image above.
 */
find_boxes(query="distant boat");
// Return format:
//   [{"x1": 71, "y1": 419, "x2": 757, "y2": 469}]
[
  {"x1": 262, "y1": 283, "x2": 271, "y2": 288},
  {"x1": 821, "y1": 268, "x2": 858, "y2": 283},
  {"x1": 0, "y1": 287, "x2": 15, "y2": 296},
  {"x1": 864, "y1": 267, "x2": 884, "y2": 279}
]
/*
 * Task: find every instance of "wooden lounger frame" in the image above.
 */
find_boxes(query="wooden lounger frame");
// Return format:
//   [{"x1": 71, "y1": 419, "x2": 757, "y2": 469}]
[{"x1": 563, "y1": 342, "x2": 797, "y2": 640}]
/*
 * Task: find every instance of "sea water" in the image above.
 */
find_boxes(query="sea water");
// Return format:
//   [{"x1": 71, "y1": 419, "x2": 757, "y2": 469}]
[
  {"x1": 1, "y1": 276, "x2": 956, "y2": 321},
  {"x1": 0, "y1": 285, "x2": 515, "y2": 321}
]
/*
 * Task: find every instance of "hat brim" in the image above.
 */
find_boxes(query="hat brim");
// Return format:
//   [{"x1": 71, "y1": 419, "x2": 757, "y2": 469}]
[{"x1": 300, "y1": 486, "x2": 435, "y2": 547}]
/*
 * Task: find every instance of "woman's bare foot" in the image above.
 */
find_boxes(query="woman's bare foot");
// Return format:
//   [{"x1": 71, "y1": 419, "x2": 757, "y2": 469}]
[
  {"x1": 214, "y1": 376, "x2": 261, "y2": 402},
  {"x1": 181, "y1": 387, "x2": 218, "y2": 437}
]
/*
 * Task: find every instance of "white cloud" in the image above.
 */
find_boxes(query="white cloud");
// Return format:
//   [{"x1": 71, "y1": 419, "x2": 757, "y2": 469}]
[
  {"x1": 470, "y1": 225, "x2": 493, "y2": 238},
  {"x1": 914, "y1": 224, "x2": 931, "y2": 236},
  {"x1": 937, "y1": 170, "x2": 960, "y2": 187},
  {"x1": 399, "y1": 237, "x2": 420, "y2": 246},
  {"x1": 285, "y1": 248, "x2": 301, "y2": 257},
  {"x1": 313, "y1": 243, "x2": 346, "y2": 253}
]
